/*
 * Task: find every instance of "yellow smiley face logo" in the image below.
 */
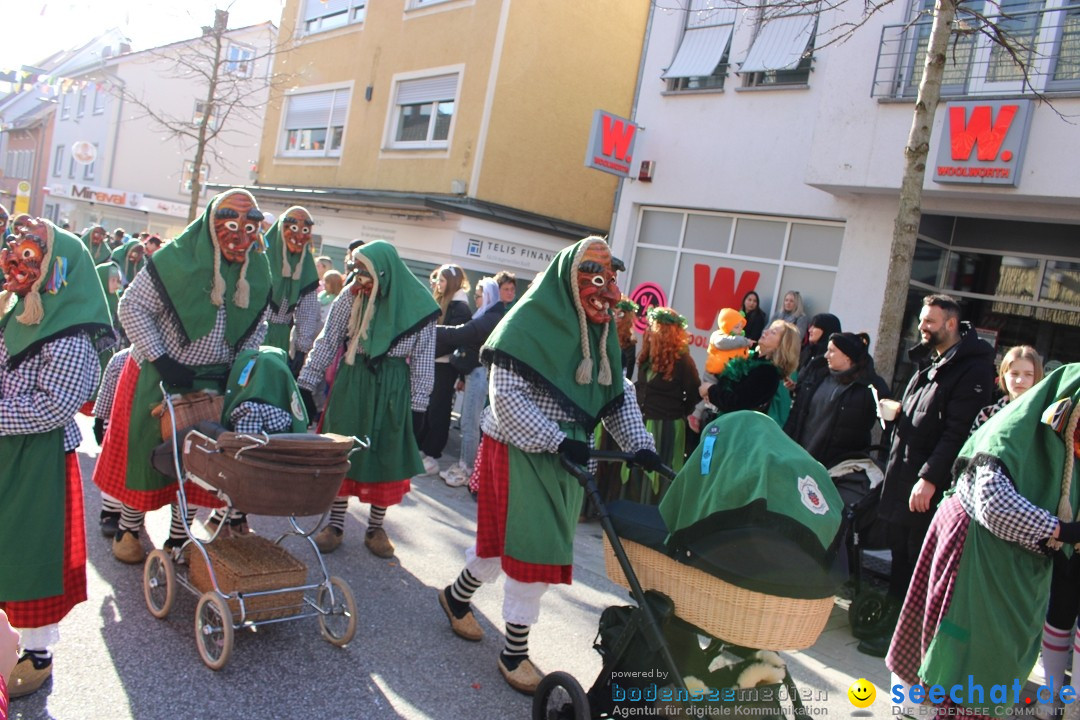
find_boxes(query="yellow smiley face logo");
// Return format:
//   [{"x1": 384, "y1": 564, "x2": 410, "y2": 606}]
[{"x1": 848, "y1": 678, "x2": 876, "y2": 708}]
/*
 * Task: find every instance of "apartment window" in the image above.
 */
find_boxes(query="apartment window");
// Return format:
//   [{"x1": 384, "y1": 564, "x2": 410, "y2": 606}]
[
  {"x1": 193, "y1": 101, "x2": 218, "y2": 130},
  {"x1": 53, "y1": 145, "x2": 65, "y2": 176},
  {"x1": 740, "y1": 12, "x2": 817, "y2": 87},
  {"x1": 390, "y1": 73, "x2": 458, "y2": 149},
  {"x1": 302, "y1": 0, "x2": 366, "y2": 35},
  {"x1": 76, "y1": 87, "x2": 88, "y2": 117},
  {"x1": 1048, "y1": 0, "x2": 1080, "y2": 87},
  {"x1": 225, "y1": 44, "x2": 255, "y2": 77},
  {"x1": 82, "y1": 144, "x2": 98, "y2": 181},
  {"x1": 280, "y1": 87, "x2": 350, "y2": 157},
  {"x1": 665, "y1": 0, "x2": 737, "y2": 91},
  {"x1": 180, "y1": 161, "x2": 210, "y2": 194},
  {"x1": 60, "y1": 92, "x2": 71, "y2": 120},
  {"x1": 93, "y1": 85, "x2": 106, "y2": 114},
  {"x1": 68, "y1": 156, "x2": 76, "y2": 179},
  {"x1": 408, "y1": 0, "x2": 456, "y2": 8},
  {"x1": 3, "y1": 152, "x2": 12, "y2": 179}
]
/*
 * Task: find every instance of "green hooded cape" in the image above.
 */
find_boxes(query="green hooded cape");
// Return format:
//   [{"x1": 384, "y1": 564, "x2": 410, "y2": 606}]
[
  {"x1": 96, "y1": 261, "x2": 121, "y2": 326},
  {"x1": 81, "y1": 227, "x2": 112, "y2": 264},
  {"x1": 110, "y1": 239, "x2": 145, "y2": 284},
  {"x1": 221, "y1": 346, "x2": 308, "y2": 432},
  {"x1": 144, "y1": 190, "x2": 271, "y2": 350},
  {"x1": 480, "y1": 237, "x2": 624, "y2": 431},
  {"x1": 917, "y1": 364, "x2": 1080, "y2": 709},
  {"x1": 263, "y1": 210, "x2": 319, "y2": 314}
]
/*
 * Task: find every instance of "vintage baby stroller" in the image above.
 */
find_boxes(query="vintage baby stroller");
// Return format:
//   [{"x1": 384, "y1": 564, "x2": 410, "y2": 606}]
[
  {"x1": 533, "y1": 412, "x2": 846, "y2": 720},
  {"x1": 143, "y1": 385, "x2": 368, "y2": 670}
]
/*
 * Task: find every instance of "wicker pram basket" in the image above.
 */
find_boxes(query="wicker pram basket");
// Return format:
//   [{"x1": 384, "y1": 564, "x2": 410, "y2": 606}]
[
  {"x1": 182, "y1": 430, "x2": 353, "y2": 516},
  {"x1": 603, "y1": 536, "x2": 834, "y2": 651},
  {"x1": 188, "y1": 535, "x2": 307, "y2": 621}
]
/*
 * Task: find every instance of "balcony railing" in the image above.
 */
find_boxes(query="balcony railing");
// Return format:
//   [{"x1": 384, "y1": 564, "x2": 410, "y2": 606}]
[{"x1": 871, "y1": 4, "x2": 1080, "y2": 98}]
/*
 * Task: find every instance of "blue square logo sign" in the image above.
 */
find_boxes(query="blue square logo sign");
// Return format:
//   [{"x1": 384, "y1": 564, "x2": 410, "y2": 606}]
[{"x1": 466, "y1": 239, "x2": 482, "y2": 258}]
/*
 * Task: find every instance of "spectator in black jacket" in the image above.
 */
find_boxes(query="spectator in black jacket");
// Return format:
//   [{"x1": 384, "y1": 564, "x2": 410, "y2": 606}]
[
  {"x1": 436, "y1": 277, "x2": 505, "y2": 487},
  {"x1": 858, "y1": 294, "x2": 995, "y2": 657},
  {"x1": 784, "y1": 332, "x2": 889, "y2": 469},
  {"x1": 740, "y1": 290, "x2": 768, "y2": 344}
]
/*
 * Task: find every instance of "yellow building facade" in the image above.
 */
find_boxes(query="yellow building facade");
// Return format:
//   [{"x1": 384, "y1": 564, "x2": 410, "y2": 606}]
[{"x1": 250, "y1": 0, "x2": 649, "y2": 281}]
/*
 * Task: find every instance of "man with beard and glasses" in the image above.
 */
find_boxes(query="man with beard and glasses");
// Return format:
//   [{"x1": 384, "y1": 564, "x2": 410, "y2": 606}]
[{"x1": 859, "y1": 293, "x2": 995, "y2": 657}]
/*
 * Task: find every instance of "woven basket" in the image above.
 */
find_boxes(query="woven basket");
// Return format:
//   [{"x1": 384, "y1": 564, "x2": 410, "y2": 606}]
[
  {"x1": 152, "y1": 392, "x2": 224, "y2": 441},
  {"x1": 188, "y1": 535, "x2": 307, "y2": 622},
  {"x1": 183, "y1": 431, "x2": 351, "y2": 516},
  {"x1": 602, "y1": 536, "x2": 834, "y2": 651}
]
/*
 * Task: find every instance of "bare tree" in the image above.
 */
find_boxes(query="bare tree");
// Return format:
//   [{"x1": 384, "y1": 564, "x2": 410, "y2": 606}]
[{"x1": 112, "y1": 9, "x2": 288, "y2": 221}]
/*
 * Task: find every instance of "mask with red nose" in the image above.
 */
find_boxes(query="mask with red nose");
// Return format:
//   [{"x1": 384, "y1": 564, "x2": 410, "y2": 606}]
[
  {"x1": 213, "y1": 192, "x2": 263, "y2": 264},
  {"x1": 282, "y1": 208, "x2": 314, "y2": 255},
  {"x1": 1, "y1": 222, "x2": 48, "y2": 296},
  {"x1": 576, "y1": 242, "x2": 620, "y2": 325}
]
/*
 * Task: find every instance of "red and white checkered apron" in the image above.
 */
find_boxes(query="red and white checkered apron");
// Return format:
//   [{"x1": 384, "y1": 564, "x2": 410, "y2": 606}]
[{"x1": 1, "y1": 454, "x2": 86, "y2": 628}]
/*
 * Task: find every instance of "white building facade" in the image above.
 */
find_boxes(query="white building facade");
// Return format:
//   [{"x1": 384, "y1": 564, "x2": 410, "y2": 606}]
[{"x1": 611, "y1": 0, "x2": 1080, "y2": 382}]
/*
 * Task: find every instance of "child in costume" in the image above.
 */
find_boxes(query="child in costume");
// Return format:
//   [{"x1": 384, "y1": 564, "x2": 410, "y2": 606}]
[
  {"x1": 262, "y1": 207, "x2": 321, "y2": 373},
  {"x1": 297, "y1": 239, "x2": 438, "y2": 558},
  {"x1": 437, "y1": 236, "x2": 660, "y2": 695},
  {"x1": 704, "y1": 307, "x2": 750, "y2": 376},
  {"x1": 1, "y1": 218, "x2": 112, "y2": 699}
]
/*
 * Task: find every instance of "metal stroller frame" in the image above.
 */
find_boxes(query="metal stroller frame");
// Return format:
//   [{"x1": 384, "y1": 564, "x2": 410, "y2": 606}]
[{"x1": 141, "y1": 383, "x2": 369, "y2": 670}]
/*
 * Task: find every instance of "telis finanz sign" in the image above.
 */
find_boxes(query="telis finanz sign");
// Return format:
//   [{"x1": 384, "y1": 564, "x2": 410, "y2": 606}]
[{"x1": 934, "y1": 100, "x2": 1033, "y2": 187}]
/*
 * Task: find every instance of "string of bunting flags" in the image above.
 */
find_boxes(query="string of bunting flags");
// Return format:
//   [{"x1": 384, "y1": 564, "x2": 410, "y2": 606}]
[{"x1": 0, "y1": 69, "x2": 116, "y2": 97}]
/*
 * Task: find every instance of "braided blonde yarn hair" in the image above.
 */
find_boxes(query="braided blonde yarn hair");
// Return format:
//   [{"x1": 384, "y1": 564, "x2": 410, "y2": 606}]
[
  {"x1": 344, "y1": 253, "x2": 379, "y2": 366},
  {"x1": 207, "y1": 189, "x2": 259, "y2": 309},
  {"x1": 279, "y1": 206, "x2": 310, "y2": 281},
  {"x1": 569, "y1": 237, "x2": 613, "y2": 387}
]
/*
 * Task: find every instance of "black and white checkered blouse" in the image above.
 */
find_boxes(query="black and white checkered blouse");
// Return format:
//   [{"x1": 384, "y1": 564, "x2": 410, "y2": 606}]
[
  {"x1": 953, "y1": 459, "x2": 1059, "y2": 554},
  {"x1": 480, "y1": 364, "x2": 654, "y2": 457},
  {"x1": 1, "y1": 331, "x2": 99, "y2": 451},
  {"x1": 267, "y1": 289, "x2": 321, "y2": 354},
  {"x1": 230, "y1": 403, "x2": 294, "y2": 434},
  {"x1": 298, "y1": 290, "x2": 436, "y2": 412},
  {"x1": 93, "y1": 347, "x2": 130, "y2": 421}
]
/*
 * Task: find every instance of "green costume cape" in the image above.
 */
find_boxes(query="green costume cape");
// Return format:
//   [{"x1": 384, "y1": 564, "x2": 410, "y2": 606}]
[
  {"x1": 481, "y1": 237, "x2": 624, "y2": 432},
  {"x1": 144, "y1": 190, "x2": 271, "y2": 349},
  {"x1": 96, "y1": 261, "x2": 121, "y2": 326},
  {"x1": 111, "y1": 239, "x2": 145, "y2": 284},
  {"x1": 918, "y1": 364, "x2": 1080, "y2": 710},
  {"x1": 221, "y1": 347, "x2": 308, "y2": 432},
  {"x1": 0, "y1": 222, "x2": 111, "y2": 600},
  {"x1": 81, "y1": 228, "x2": 112, "y2": 264},
  {"x1": 264, "y1": 210, "x2": 319, "y2": 314}
]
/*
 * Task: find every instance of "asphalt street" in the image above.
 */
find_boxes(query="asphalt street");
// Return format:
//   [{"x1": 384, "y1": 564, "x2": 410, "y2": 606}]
[{"x1": 8, "y1": 416, "x2": 897, "y2": 720}]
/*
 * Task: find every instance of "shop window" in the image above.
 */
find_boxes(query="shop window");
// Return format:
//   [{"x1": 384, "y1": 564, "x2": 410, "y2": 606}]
[
  {"x1": 911, "y1": 239, "x2": 947, "y2": 286},
  {"x1": 664, "y1": 0, "x2": 736, "y2": 92},
  {"x1": 739, "y1": 12, "x2": 816, "y2": 87},
  {"x1": 302, "y1": 0, "x2": 366, "y2": 35},
  {"x1": 683, "y1": 214, "x2": 734, "y2": 252},
  {"x1": 639, "y1": 209, "x2": 683, "y2": 247},
  {"x1": 389, "y1": 73, "x2": 458, "y2": 149},
  {"x1": 732, "y1": 218, "x2": 786, "y2": 259},
  {"x1": 945, "y1": 251, "x2": 1039, "y2": 300},
  {"x1": 280, "y1": 87, "x2": 350, "y2": 157},
  {"x1": 786, "y1": 223, "x2": 843, "y2": 266}
]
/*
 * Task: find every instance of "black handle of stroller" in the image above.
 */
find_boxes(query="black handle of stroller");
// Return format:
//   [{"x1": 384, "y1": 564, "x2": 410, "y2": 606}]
[{"x1": 559, "y1": 449, "x2": 677, "y2": 484}]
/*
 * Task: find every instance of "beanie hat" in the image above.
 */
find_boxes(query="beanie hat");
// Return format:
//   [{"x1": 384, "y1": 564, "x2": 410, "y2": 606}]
[
  {"x1": 717, "y1": 307, "x2": 744, "y2": 334},
  {"x1": 810, "y1": 313, "x2": 842, "y2": 338},
  {"x1": 829, "y1": 332, "x2": 869, "y2": 363}
]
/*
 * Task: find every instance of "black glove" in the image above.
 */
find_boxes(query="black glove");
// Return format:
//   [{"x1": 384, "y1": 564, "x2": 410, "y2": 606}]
[
  {"x1": 1057, "y1": 521, "x2": 1080, "y2": 545},
  {"x1": 557, "y1": 438, "x2": 590, "y2": 466},
  {"x1": 93, "y1": 418, "x2": 108, "y2": 445},
  {"x1": 288, "y1": 351, "x2": 306, "y2": 378},
  {"x1": 633, "y1": 449, "x2": 664, "y2": 473},
  {"x1": 152, "y1": 355, "x2": 195, "y2": 388},
  {"x1": 412, "y1": 411, "x2": 427, "y2": 443},
  {"x1": 299, "y1": 388, "x2": 317, "y2": 422}
]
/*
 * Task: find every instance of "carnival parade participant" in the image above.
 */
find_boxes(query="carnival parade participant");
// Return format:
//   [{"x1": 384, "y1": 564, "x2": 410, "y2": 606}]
[
  {"x1": 1, "y1": 218, "x2": 112, "y2": 698},
  {"x1": 0, "y1": 204, "x2": 8, "y2": 235},
  {"x1": 80, "y1": 225, "x2": 111, "y2": 264},
  {"x1": 110, "y1": 238, "x2": 145, "y2": 288},
  {"x1": 886, "y1": 364, "x2": 1080, "y2": 716},
  {"x1": 92, "y1": 189, "x2": 272, "y2": 564},
  {"x1": 262, "y1": 206, "x2": 320, "y2": 370},
  {"x1": 297, "y1": 239, "x2": 438, "y2": 557},
  {"x1": 437, "y1": 236, "x2": 661, "y2": 695}
]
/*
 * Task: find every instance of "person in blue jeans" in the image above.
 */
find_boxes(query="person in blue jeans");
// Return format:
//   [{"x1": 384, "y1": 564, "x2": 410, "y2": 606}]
[{"x1": 437, "y1": 277, "x2": 506, "y2": 487}]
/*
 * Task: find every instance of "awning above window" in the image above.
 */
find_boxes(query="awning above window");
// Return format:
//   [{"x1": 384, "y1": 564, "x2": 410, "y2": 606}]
[
  {"x1": 739, "y1": 14, "x2": 816, "y2": 73},
  {"x1": 663, "y1": 24, "x2": 735, "y2": 79}
]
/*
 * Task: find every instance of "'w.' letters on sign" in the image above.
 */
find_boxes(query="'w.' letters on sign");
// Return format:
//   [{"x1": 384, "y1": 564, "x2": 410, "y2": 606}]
[
  {"x1": 949, "y1": 104, "x2": 1018, "y2": 162},
  {"x1": 693, "y1": 265, "x2": 760, "y2": 331}
]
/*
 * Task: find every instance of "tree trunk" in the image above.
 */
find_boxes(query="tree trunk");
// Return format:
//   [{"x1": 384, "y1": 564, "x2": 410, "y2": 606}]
[
  {"x1": 875, "y1": 0, "x2": 957, "y2": 385},
  {"x1": 187, "y1": 15, "x2": 227, "y2": 222}
]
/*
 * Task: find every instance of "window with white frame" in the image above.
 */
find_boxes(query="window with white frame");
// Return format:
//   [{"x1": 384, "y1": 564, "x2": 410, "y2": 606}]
[
  {"x1": 180, "y1": 161, "x2": 210, "y2": 193},
  {"x1": 68, "y1": 156, "x2": 76, "y2": 179},
  {"x1": 280, "y1": 87, "x2": 350, "y2": 157},
  {"x1": 225, "y1": 44, "x2": 255, "y2": 77},
  {"x1": 53, "y1": 145, "x2": 65, "y2": 176},
  {"x1": 93, "y1": 84, "x2": 106, "y2": 114},
  {"x1": 60, "y1": 92, "x2": 71, "y2": 120},
  {"x1": 83, "y1": 144, "x2": 97, "y2": 181},
  {"x1": 389, "y1": 73, "x2": 458, "y2": 149},
  {"x1": 302, "y1": 0, "x2": 366, "y2": 35},
  {"x1": 664, "y1": 0, "x2": 737, "y2": 91},
  {"x1": 76, "y1": 87, "x2": 88, "y2": 117},
  {"x1": 407, "y1": 0, "x2": 456, "y2": 8},
  {"x1": 1049, "y1": 0, "x2": 1080, "y2": 86},
  {"x1": 739, "y1": 11, "x2": 817, "y2": 87},
  {"x1": 193, "y1": 101, "x2": 218, "y2": 130},
  {"x1": 3, "y1": 152, "x2": 13, "y2": 179}
]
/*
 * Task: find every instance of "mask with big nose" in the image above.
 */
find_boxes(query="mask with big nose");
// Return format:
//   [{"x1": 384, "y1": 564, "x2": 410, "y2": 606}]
[
  {"x1": 213, "y1": 192, "x2": 263, "y2": 264},
  {"x1": 1, "y1": 220, "x2": 47, "y2": 296},
  {"x1": 576, "y1": 242, "x2": 620, "y2": 325},
  {"x1": 282, "y1": 208, "x2": 314, "y2": 255}
]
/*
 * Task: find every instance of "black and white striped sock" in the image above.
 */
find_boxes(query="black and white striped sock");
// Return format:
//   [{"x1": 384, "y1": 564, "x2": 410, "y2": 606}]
[
  {"x1": 449, "y1": 569, "x2": 482, "y2": 605},
  {"x1": 367, "y1": 505, "x2": 387, "y2": 531},
  {"x1": 169, "y1": 503, "x2": 193, "y2": 543},
  {"x1": 327, "y1": 498, "x2": 348, "y2": 531},
  {"x1": 101, "y1": 494, "x2": 122, "y2": 515},
  {"x1": 503, "y1": 623, "x2": 530, "y2": 661},
  {"x1": 118, "y1": 504, "x2": 144, "y2": 533}
]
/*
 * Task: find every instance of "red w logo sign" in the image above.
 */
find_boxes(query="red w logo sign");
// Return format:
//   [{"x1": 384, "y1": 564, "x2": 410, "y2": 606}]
[{"x1": 949, "y1": 104, "x2": 1018, "y2": 162}]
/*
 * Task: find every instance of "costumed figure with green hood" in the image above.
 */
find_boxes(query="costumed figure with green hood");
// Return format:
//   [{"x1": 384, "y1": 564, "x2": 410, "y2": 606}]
[
  {"x1": 262, "y1": 206, "x2": 321, "y2": 371},
  {"x1": 81, "y1": 225, "x2": 111, "y2": 265},
  {"x1": 436, "y1": 236, "x2": 661, "y2": 695},
  {"x1": 91, "y1": 189, "x2": 273, "y2": 566},
  {"x1": 110, "y1": 238, "x2": 145, "y2": 288},
  {"x1": 0, "y1": 217, "x2": 112, "y2": 699},
  {"x1": 886, "y1": 364, "x2": 1080, "y2": 717},
  {"x1": 297, "y1": 239, "x2": 437, "y2": 558}
]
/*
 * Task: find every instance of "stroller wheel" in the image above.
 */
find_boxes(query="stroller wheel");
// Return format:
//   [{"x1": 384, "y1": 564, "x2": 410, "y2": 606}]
[
  {"x1": 143, "y1": 549, "x2": 176, "y2": 619},
  {"x1": 317, "y1": 576, "x2": 357, "y2": 647},
  {"x1": 532, "y1": 671, "x2": 590, "y2": 720},
  {"x1": 195, "y1": 592, "x2": 235, "y2": 671},
  {"x1": 848, "y1": 590, "x2": 894, "y2": 640}
]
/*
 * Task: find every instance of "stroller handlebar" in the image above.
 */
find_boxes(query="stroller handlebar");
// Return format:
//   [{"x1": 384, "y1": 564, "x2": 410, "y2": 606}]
[{"x1": 558, "y1": 449, "x2": 676, "y2": 486}]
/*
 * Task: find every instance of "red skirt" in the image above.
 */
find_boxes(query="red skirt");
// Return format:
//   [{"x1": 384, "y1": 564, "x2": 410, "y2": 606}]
[
  {"x1": 1, "y1": 454, "x2": 86, "y2": 628},
  {"x1": 475, "y1": 435, "x2": 572, "y2": 585},
  {"x1": 339, "y1": 478, "x2": 410, "y2": 507},
  {"x1": 91, "y1": 356, "x2": 222, "y2": 511}
]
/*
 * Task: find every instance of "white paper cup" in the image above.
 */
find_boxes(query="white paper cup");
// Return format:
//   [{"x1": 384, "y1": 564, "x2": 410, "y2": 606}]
[{"x1": 878, "y1": 399, "x2": 901, "y2": 422}]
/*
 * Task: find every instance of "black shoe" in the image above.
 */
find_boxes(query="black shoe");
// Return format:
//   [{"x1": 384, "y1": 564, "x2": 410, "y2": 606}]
[
  {"x1": 100, "y1": 511, "x2": 120, "y2": 538},
  {"x1": 857, "y1": 633, "x2": 892, "y2": 658}
]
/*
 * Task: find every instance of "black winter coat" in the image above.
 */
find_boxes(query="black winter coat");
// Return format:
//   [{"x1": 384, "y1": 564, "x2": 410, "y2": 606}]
[
  {"x1": 436, "y1": 303, "x2": 506, "y2": 375},
  {"x1": 877, "y1": 324, "x2": 995, "y2": 527},
  {"x1": 783, "y1": 356, "x2": 890, "y2": 469},
  {"x1": 635, "y1": 353, "x2": 701, "y2": 420},
  {"x1": 433, "y1": 299, "x2": 474, "y2": 359}
]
